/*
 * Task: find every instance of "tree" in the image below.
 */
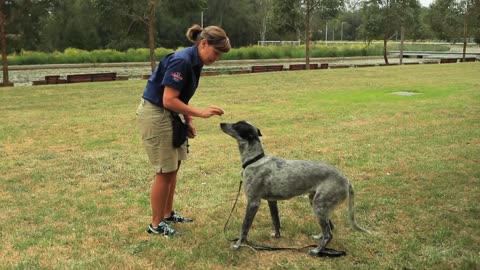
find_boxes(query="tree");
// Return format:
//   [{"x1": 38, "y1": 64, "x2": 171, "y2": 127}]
[
  {"x1": 474, "y1": 0, "x2": 480, "y2": 44},
  {"x1": 271, "y1": 0, "x2": 343, "y2": 67},
  {"x1": 95, "y1": 0, "x2": 149, "y2": 50},
  {"x1": 205, "y1": 0, "x2": 259, "y2": 47},
  {"x1": 458, "y1": 0, "x2": 479, "y2": 61},
  {"x1": 304, "y1": 0, "x2": 344, "y2": 68},
  {"x1": 0, "y1": 0, "x2": 10, "y2": 86},
  {"x1": 38, "y1": 0, "x2": 101, "y2": 51},
  {"x1": 429, "y1": 0, "x2": 480, "y2": 58},
  {"x1": 272, "y1": 0, "x2": 303, "y2": 40},
  {"x1": 5, "y1": 0, "x2": 53, "y2": 52},
  {"x1": 337, "y1": 3, "x2": 364, "y2": 41},
  {"x1": 360, "y1": 0, "x2": 420, "y2": 64},
  {"x1": 148, "y1": 0, "x2": 156, "y2": 72},
  {"x1": 256, "y1": 0, "x2": 274, "y2": 42},
  {"x1": 429, "y1": 0, "x2": 463, "y2": 42}
]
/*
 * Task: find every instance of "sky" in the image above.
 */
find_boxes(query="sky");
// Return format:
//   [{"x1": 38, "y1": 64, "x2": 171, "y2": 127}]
[{"x1": 419, "y1": 0, "x2": 433, "y2": 7}]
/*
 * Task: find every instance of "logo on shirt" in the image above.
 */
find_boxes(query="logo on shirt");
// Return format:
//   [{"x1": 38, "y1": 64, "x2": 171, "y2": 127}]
[{"x1": 171, "y1": 72, "x2": 184, "y2": 82}]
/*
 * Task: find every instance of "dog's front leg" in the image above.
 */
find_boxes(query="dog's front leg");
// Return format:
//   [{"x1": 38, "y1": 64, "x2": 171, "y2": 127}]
[
  {"x1": 268, "y1": 200, "x2": 281, "y2": 238},
  {"x1": 232, "y1": 200, "x2": 260, "y2": 250}
]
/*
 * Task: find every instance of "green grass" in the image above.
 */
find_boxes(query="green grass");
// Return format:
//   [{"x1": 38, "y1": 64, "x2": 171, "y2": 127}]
[{"x1": 1, "y1": 63, "x2": 479, "y2": 269}]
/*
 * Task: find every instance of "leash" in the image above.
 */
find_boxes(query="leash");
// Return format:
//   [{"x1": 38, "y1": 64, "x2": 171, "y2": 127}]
[
  {"x1": 223, "y1": 170, "x2": 244, "y2": 242},
  {"x1": 223, "y1": 170, "x2": 346, "y2": 256}
]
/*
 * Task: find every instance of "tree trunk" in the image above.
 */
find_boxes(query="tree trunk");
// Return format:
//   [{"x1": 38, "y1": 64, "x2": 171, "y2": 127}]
[
  {"x1": 383, "y1": 0, "x2": 390, "y2": 65},
  {"x1": 400, "y1": 26, "x2": 404, "y2": 65},
  {"x1": 305, "y1": 0, "x2": 311, "y2": 69},
  {"x1": 0, "y1": 0, "x2": 10, "y2": 86},
  {"x1": 260, "y1": 17, "x2": 267, "y2": 42},
  {"x1": 148, "y1": 0, "x2": 156, "y2": 73},
  {"x1": 462, "y1": 10, "x2": 468, "y2": 62},
  {"x1": 383, "y1": 33, "x2": 389, "y2": 65}
]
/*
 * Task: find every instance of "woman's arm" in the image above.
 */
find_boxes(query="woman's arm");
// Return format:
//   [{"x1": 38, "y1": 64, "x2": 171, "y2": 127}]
[{"x1": 163, "y1": 86, "x2": 224, "y2": 118}]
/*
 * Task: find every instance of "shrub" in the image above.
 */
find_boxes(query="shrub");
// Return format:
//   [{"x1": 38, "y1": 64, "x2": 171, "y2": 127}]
[{"x1": 5, "y1": 43, "x2": 450, "y2": 65}]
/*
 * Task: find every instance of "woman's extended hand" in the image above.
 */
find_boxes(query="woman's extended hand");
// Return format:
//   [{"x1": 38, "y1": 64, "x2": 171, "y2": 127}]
[{"x1": 200, "y1": 105, "x2": 224, "y2": 118}]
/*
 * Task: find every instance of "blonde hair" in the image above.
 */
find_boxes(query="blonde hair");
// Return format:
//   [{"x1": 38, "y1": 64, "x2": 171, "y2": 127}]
[{"x1": 186, "y1": 24, "x2": 231, "y2": 53}]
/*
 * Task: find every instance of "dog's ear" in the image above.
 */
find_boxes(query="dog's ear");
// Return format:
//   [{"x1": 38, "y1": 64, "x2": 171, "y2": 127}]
[
  {"x1": 244, "y1": 129, "x2": 260, "y2": 141},
  {"x1": 235, "y1": 121, "x2": 261, "y2": 142}
]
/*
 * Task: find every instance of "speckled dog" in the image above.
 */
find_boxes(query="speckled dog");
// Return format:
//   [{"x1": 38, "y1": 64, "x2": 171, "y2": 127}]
[{"x1": 220, "y1": 121, "x2": 370, "y2": 257}]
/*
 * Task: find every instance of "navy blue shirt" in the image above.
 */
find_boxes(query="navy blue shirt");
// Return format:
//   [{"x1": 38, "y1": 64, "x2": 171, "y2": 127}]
[{"x1": 142, "y1": 45, "x2": 203, "y2": 107}]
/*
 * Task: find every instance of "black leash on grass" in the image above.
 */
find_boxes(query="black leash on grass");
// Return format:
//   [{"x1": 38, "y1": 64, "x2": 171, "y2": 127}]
[
  {"x1": 223, "y1": 173, "x2": 243, "y2": 243},
  {"x1": 223, "y1": 171, "x2": 346, "y2": 256}
]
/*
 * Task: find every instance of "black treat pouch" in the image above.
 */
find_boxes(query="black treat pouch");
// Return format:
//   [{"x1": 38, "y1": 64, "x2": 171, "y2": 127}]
[{"x1": 170, "y1": 112, "x2": 188, "y2": 148}]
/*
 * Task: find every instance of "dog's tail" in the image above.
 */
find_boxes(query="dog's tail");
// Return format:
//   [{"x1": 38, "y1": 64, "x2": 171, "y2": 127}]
[{"x1": 347, "y1": 182, "x2": 371, "y2": 234}]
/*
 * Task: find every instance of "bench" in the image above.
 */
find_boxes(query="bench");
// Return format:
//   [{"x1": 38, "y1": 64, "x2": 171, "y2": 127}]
[
  {"x1": 229, "y1": 70, "x2": 251, "y2": 75},
  {"x1": 32, "y1": 80, "x2": 46, "y2": 86},
  {"x1": 319, "y1": 63, "x2": 329, "y2": 69},
  {"x1": 116, "y1": 75, "x2": 129, "y2": 81},
  {"x1": 401, "y1": 54, "x2": 430, "y2": 59},
  {"x1": 92, "y1": 72, "x2": 117, "y2": 82},
  {"x1": 330, "y1": 64, "x2": 351, "y2": 69},
  {"x1": 67, "y1": 74, "x2": 94, "y2": 83},
  {"x1": 1, "y1": 82, "x2": 14, "y2": 87},
  {"x1": 251, "y1": 65, "x2": 284, "y2": 73},
  {"x1": 201, "y1": 71, "x2": 221, "y2": 76},
  {"x1": 66, "y1": 72, "x2": 117, "y2": 83},
  {"x1": 288, "y1": 63, "x2": 318, "y2": 70},
  {"x1": 460, "y1": 57, "x2": 477, "y2": 62},
  {"x1": 440, "y1": 58, "x2": 458, "y2": 64},
  {"x1": 45, "y1": 75, "x2": 61, "y2": 84},
  {"x1": 355, "y1": 64, "x2": 376, "y2": 68}
]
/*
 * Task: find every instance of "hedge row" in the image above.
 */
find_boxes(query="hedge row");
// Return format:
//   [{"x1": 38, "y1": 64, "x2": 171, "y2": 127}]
[{"x1": 7, "y1": 43, "x2": 449, "y2": 65}]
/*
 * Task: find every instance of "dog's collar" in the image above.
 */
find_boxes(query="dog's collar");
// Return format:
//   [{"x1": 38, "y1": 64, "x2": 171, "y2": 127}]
[{"x1": 242, "y1": 153, "x2": 265, "y2": 169}]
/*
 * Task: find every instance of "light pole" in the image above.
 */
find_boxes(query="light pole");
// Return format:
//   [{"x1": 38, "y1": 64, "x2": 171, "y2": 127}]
[
  {"x1": 325, "y1": 23, "x2": 328, "y2": 44},
  {"x1": 341, "y1": 22, "x2": 346, "y2": 41},
  {"x1": 201, "y1": 8, "x2": 208, "y2": 28}
]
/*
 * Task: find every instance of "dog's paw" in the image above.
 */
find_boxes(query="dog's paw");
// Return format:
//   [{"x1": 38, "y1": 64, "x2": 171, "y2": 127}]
[
  {"x1": 309, "y1": 247, "x2": 347, "y2": 258},
  {"x1": 271, "y1": 232, "x2": 281, "y2": 238},
  {"x1": 312, "y1": 234, "x2": 323, "y2": 240},
  {"x1": 308, "y1": 248, "x2": 321, "y2": 256},
  {"x1": 231, "y1": 243, "x2": 241, "y2": 250}
]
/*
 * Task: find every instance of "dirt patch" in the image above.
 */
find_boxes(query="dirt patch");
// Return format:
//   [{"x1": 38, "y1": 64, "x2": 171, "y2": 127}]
[{"x1": 391, "y1": 91, "x2": 420, "y2": 96}]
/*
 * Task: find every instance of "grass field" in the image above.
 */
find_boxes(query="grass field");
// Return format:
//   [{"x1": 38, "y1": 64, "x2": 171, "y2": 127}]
[{"x1": 0, "y1": 63, "x2": 479, "y2": 269}]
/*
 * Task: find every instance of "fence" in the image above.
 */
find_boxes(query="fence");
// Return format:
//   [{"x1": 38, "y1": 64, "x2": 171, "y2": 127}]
[{"x1": 257, "y1": 40, "x2": 301, "y2": 46}]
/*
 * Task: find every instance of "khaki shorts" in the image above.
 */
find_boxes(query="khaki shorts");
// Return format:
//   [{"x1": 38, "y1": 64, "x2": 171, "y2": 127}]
[{"x1": 136, "y1": 99, "x2": 188, "y2": 173}]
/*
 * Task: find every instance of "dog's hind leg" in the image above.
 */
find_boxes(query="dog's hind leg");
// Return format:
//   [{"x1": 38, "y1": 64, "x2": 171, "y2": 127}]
[
  {"x1": 309, "y1": 207, "x2": 333, "y2": 255},
  {"x1": 268, "y1": 200, "x2": 281, "y2": 238},
  {"x1": 309, "y1": 187, "x2": 346, "y2": 257},
  {"x1": 309, "y1": 192, "x2": 334, "y2": 240},
  {"x1": 232, "y1": 199, "x2": 261, "y2": 250}
]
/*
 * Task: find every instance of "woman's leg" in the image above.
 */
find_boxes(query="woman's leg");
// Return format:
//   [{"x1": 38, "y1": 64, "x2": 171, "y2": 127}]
[
  {"x1": 163, "y1": 162, "x2": 180, "y2": 218},
  {"x1": 150, "y1": 168, "x2": 178, "y2": 227}
]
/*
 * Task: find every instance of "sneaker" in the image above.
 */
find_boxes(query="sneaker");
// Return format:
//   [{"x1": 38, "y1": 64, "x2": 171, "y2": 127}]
[
  {"x1": 147, "y1": 221, "x2": 181, "y2": 237},
  {"x1": 164, "y1": 210, "x2": 193, "y2": 223}
]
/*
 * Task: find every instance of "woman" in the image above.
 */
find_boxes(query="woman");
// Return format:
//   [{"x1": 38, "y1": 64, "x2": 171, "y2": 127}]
[{"x1": 137, "y1": 24, "x2": 230, "y2": 236}]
